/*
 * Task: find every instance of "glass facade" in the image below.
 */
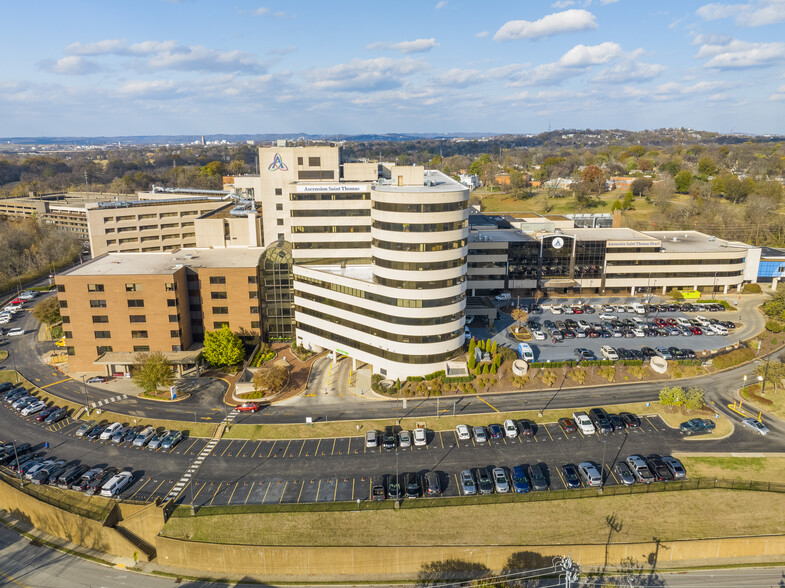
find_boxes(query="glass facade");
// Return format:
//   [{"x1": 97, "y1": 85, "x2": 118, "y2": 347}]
[
  {"x1": 540, "y1": 235, "x2": 575, "y2": 279},
  {"x1": 259, "y1": 240, "x2": 294, "y2": 342},
  {"x1": 574, "y1": 240, "x2": 606, "y2": 279}
]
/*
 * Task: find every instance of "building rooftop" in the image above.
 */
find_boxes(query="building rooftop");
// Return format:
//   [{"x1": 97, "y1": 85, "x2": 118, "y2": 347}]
[
  {"x1": 59, "y1": 247, "x2": 265, "y2": 276},
  {"x1": 646, "y1": 231, "x2": 753, "y2": 253},
  {"x1": 470, "y1": 229, "x2": 536, "y2": 243},
  {"x1": 374, "y1": 170, "x2": 466, "y2": 193},
  {"x1": 760, "y1": 246, "x2": 785, "y2": 258},
  {"x1": 559, "y1": 227, "x2": 656, "y2": 242},
  {"x1": 300, "y1": 264, "x2": 375, "y2": 284}
]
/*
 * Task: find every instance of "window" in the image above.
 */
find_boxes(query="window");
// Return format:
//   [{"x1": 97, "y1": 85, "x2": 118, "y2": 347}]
[
  {"x1": 66, "y1": 346, "x2": 75, "y2": 356},
  {"x1": 106, "y1": 240, "x2": 116, "y2": 245},
  {"x1": 170, "y1": 329, "x2": 180, "y2": 338},
  {"x1": 129, "y1": 315, "x2": 146, "y2": 323},
  {"x1": 116, "y1": 215, "x2": 134, "y2": 221},
  {"x1": 297, "y1": 157, "x2": 303, "y2": 165},
  {"x1": 117, "y1": 226, "x2": 135, "y2": 233},
  {"x1": 96, "y1": 346, "x2": 113, "y2": 355},
  {"x1": 276, "y1": 203, "x2": 283, "y2": 211},
  {"x1": 250, "y1": 306, "x2": 259, "y2": 314},
  {"x1": 64, "y1": 331, "x2": 73, "y2": 339},
  {"x1": 275, "y1": 188, "x2": 282, "y2": 195},
  {"x1": 167, "y1": 299, "x2": 177, "y2": 307},
  {"x1": 61, "y1": 316, "x2": 70, "y2": 323},
  {"x1": 248, "y1": 275, "x2": 257, "y2": 284},
  {"x1": 59, "y1": 300, "x2": 68, "y2": 308},
  {"x1": 89, "y1": 299, "x2": 106, "y2": 308},
  {"x1": 131, "y1": 330, "x2": 148, "y2": 339},
  {"x1": 211, "y1": 291, "x2": 227, "y2": 299},
  {"x1": 277, "y1": 218, "x2": 284, "y2": 225},
  {"x1": 172, "y1": 345, "x2": 181, "y2": 352},
  {"x1": 169, "y1": 315, "x2": 179, "y2": 323},
  {"x1": 92, "y1": 315, "x2": 109, "y2": 323},
  {"x1": 213, "y1": 321, "x2": 229, "y2": 329},
  {"x1": 56, "y1": 284, "x2": 65, "y2": 292},
  {"x1": 249, "y1": 291, "x2": 258, "y2": 299},
  {"x1": 298, "y1": 170, "x2": 334, "y2": 180},
  {"x1": 87, "y1": 284, "x2": 104, "y2": 292},
  {"x1": 138, "y1": 213, "x2": 156, "y2": 220},
  {"x1": 161, "y1": 223, "x2": 178, "y2": 229},
  {"x1": 212, "y1": 306, "x2": 229, "y2": 314},
  {"x1": 277, "y1": 233, "x2": 284, "y2": 240},
  {"x1": 133, "y1": 346, "x2": 150, "y2": 352},
  {"x1": 251, "y1": 321, "x2": 260, "y2": 329},
  {"x1": 104, "y1": 228, "x2": 115, "y2": 233},
  {"x1": 209, "y1": 276, "x2": 226, "y2": 285},
  {"x1": 308, "y1": 157, "x2": 321, "y2": 166},
  {"x1": 127, "y1": 299, "x2": 144, "y2": 308},
  {"x1": 140, "y1": 236, "x2": 158, "y2": 242},
  {"x1": 125, "y1": 283, "x2": 142, "y2": 292},
  {"x1": 94, "y1": 331, "x2": 111, "y2": 339},
  {"x1": 160, "y1": 212, "x2": 177, "y2": 218}
]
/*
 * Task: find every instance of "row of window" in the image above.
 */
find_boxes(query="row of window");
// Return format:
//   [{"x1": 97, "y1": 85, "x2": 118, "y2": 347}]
[
  {"x1": 293, "y1": 241, "x2": 370, "y2": 250},
  {"x1": 373, "y1": 220, "x2": 467, "y2": 233},
  {"x1": 89, "y1": 330, "x2": 180, "y2": 339},
  {"x1": 289, "y1": 192, "x2": 370, "y2": 201},
  {"x1": 604, "y1": 270, "x2": 744, "y2": 280},
  {"x1": 210, "y1": 306, "x2": 259, "y2": 314},
  {"x1": 372, "y1": 238, "x2": 467, "y2": 252},
  {"x1": 297, "y1": 307, "x2": 461, "y2": 345},
  {"x1": 372, "y1": 256, "x2": 466, "y2": 272},
  {"x1": 296, "y1": 275, "x2": 465, "y2": 308},
  {"x1": 291, "y1": 225, "x2": 371, "y2": 234},
  {"x1": 290, "y1": 209, "x2": 370, "y2": 217},
  {"x1": 374, "y1": 275, "x2": 466, "y2": 290},
  {"x1": 295, "y1": 290, "x2": 463, "y2": 326},
  {"x1": 103, "y1": 210, "x2": 208, "y2": 223},
  {"x1": 605, "y1": 258, "x2": 746, "y2": 267},
  {"x1": 84, "y1": 283, "x2": 177, "y2": 293},
  {"x1": 372, "y1": 201, "x2": 467, "y2": 213},
  {"x1": 296, "y1": 323, "x2": 461, "y2": 365}
]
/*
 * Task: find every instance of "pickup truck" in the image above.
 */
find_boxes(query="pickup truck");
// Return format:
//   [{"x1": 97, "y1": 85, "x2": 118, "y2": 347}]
[{"x1": 679, "y1": 418, "x2": 716, "y2": 435}]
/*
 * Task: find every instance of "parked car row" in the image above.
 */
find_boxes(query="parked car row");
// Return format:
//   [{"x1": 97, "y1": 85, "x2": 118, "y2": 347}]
[
  {"x1": 365, "y1": 427, "x2": 426, "y2": 449},
  {"x1": 373, "y1": 454, "x2": 687, "y2": 500},
  {"x1": 0, "y1": 442, "x2": 133, "y2": 497},
  {"x1": 75, "y1": 420, "x2": 184, "y2": 450},
  {"x1": 2, "y1": 384, "x2": 68, "y2": 424}
]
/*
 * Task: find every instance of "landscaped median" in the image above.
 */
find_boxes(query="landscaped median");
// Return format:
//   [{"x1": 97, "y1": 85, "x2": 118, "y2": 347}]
[{"x1": 222, "y1": 400, "x2": 732, "y2": 440}]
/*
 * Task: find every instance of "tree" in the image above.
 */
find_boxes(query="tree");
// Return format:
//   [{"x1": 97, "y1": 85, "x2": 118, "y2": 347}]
[
  {"x1": 132, "y1": 352, "x2": 174, "y2": 395},
  {"x1": 203, "y1": 325, "x2": 245, "y2": 367},
  {"x1": 659, "y1": 385, "x2": 685, "y2": 407},
  {"x1": 697, "y1": 156, "x2": 718, "y2": 178},
  {"x1": 674, "y1": 171, "x2": 693, "y2": 193},
  {"x1": 32, "y1": 296, "x2": 61, "y2": 325},
  {"x1": 579, "y1": 165, "x2": 606, "y2": 194},
  {"x1": 511, "y1": 308, "x2": 529, "y2": 333},
  {"x1": 199, "y1": 161, "x2": 227, "y2": 177},
  {"x1": 684, "y1": 386, "x2": 705, "y2": 411},
  {"x1": 630, "y1": 177, "x2": 653, "y2": 197},
  {"x1": 252, "y1": 365, "x2": 289, "y2": 395}
]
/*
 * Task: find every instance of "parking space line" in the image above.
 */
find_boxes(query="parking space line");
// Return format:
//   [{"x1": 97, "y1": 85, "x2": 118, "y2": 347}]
[
  {"x1": 126, "y1": 478, "x2": 150, "y2": 500},
  {"x1": 645, "y1": 416, "x2": 659, "y2": 431},
  {"x1": 476, "y1": 396, "x2": 499, "y2": 412},
  {"x1": 244, "y1": 483, "x2": 254, "y2": 504},
  {"x1": 607, "y1": 464, "x2": 619, "y2": 485},
  {"x1": 267, "y1": 441, "x2": 277, "y2": 458},
  {"x1": 192, "y1": 482, "x2": 206, "y2": 503},
  {"x1": 172, "y1": 481, "x2": 191, "y2": 502},
  {"x1": 297, "y1": 481, "x2": 305, "y2": 503},
  {"x1": 577, "y1": 429, "x2": 585, "y2": 439},
  {"x1": 235, "y1": 440, "x2": 249, "y2": 458},
  {"x1": 331, "y1": 438, "x2": 336, "y2": 455},
  {"x1": 544, "y1": 424, "x2": 554, "y2": 441},
  {"x1": 181, "y1": 438, "x2": 200, "y2": 455},
  {"x1": 252, "y1": 440, "x2": 263, "y2": 457},
  {"x1": 315, "y1": 479, "x2": 322, "y2": 501},
  {"x1": 333, "y1": 479, "x2": 338, "y2": 502},
  {"x1": 351, "y1": 478, "x2": 355, "y2": 500},
  {"x1": 556, "y1": 467, "x2": 567, "y2": 488},
  {"x1": 439, "y1": 431, "x2": 444, "y2": 449},
  {"x1": 281, "y1": 440, "x2": 292, "y2": 457},
  {"x1": 347, "y1": 437, "x2": 353, "y2": 455},
  {"x1": 315, "y1": 438, "x2": 322, "y2": 456},
  {"x1": 298, "y1": 440, "x2": 306, "y2": 457},
  {"x1": 228, "y1": 482, "x2": 240, "y2": 504},
  {"x1": 209, "y1": 483, "x2": 222, "y2": 506},
  {"x1": 148, "y1": 479, "x2": 167, "y2": 499},
  {"x1": 261, "y1": 481, "x2": 271, "y2": 503},
  {"x1": 453, "y1": 473, "x2": 460, "y2": 491},
  {"x1": 220, "y1": 440, "x2": 234, "y2": 457},
  {"x1": 278, "y1": 481, "x2": 287, "y2": 503}
]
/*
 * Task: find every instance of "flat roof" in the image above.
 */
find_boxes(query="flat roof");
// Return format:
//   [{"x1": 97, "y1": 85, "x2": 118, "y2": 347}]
[
  {"x1": 470, "y1": 229, "x2": 535, "y2": 243},
  {"x1": 508, "y1": 212, "x2": 545, "y2": 219},
  {"x1": 560, "y1": 227, "x2": 655, "y2": 242},
  {"x1": 761, "y1": 246, "x2": 785, "y2": 259},
  {"x1": 59, "y1": 247, "x2": 264, "y2": 277},
  {"x1": 645, "y1": 231, "x2": 752, "y2": 253},
  {"x1": 374, "y1": 170, "x2": 466, "y2": 193},
  {"x1": 298, "y1": 264, "x2": 374, "y2": 284},
  {"x1": 544, "y1": 214, "x2": 570, "y2": 221}
]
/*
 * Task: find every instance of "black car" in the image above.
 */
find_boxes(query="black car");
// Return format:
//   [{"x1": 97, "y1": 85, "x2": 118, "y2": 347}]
[
  {"x1": 682, "y1": 348, "x2": 697, "y2": 359},
  {"x1": 628, "y1": 349, "x2": 644, "y2": 360},
  {"x1": 0, "y1": 443, "x2": 31, "y2": 466},
  {"x1": 0, "y1": 382, "x2": 14, "y2": 395},
  {"x1": 528, "y1": 464, "x2": 549, "y2": 491},
  {"x1": 722, "y1": 321, "x2": 736, "y2": 329},
  {"x1": 87, "y1": 424, "x2": 107, "y2": 440},
  {"x1": 646, "y1": 455, "x2": 674, "y2": 482},
  {"x1": 561, "y1": 464, "x2": 581, "y2": 489},
  {"x1": 424, "y1": 472, "x2": 442, "y2": 496},
  {"x1": 405, "y1": 472, "x2": 420, "y2": 498},
  {"x1": 607, "y1": 413, "x2": 625, "y2": 431},
  {"x1": 387, "y1": 476, "x2": 403, "y2": 500},
  {"x1": 85, "y1": 467, "x2": 118, "y2": 496},
  {"x1": 476, "y1": 468, "x2": 494, "y2": 494},
  {"x1": 526, "y1": 320, "x2": 540, "y2": 330},
  {"x1": 619, "y1": 412, "x2": 641, "y2": 428},
  {"x1": 57, "y1": 464, "x2": 91, "y2": 490},
  {"x1": 589, "y1": 408, "x2": 613, "y2": 435},
  {"x1": 44, "y1": 407, "x2": 67, "y2": 425},
  {"x1": 518, "y1": 420, "x2": 534, "y2": 436},
  {"x1": 122, "y1": 425, "x2": 143, "y2": 444},
  {"x1": 641, "y1": 346, "x2": 657, "y2": 357},
  {"x1": 617, "y1": 348, "x2": 633, "y2": 360},
  {"x1": 371, "y1": 484, "x2": 386, "y2": 501},
  {"x1": 668, "y1": 347, "x2": 686, "y2": 360},
  {"x1": 488, "y1": 424, "x2": 504, "y2": 439},
  {"x1": 381, "y1": 431, "x2": 396, "y2": 450}
]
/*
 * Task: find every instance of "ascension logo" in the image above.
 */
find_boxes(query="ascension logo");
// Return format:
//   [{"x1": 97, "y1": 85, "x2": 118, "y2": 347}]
[{"x1": 267, "y1": 153, "x2": 288, "y2": 171}]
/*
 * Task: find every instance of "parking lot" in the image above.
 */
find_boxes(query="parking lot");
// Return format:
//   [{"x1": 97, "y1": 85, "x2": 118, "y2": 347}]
[{"x1": 468, "y1": 297, "x2": 745, "y2": 363}]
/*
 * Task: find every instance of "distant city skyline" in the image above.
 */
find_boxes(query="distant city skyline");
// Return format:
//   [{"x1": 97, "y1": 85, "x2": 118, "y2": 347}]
[{"x1": 2, "y1": 0, "x2": 784, "y2": 136}]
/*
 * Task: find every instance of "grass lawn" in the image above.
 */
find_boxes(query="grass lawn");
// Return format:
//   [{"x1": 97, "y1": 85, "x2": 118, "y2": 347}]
[
  {"x1": 678, "y1": 457, "x2": 785, "y2": 484},
  {"x1": 222, "y1": 400, "x2": 731, "y2": 440},
  {"x1": 24, "y1": 481, "x2": 112, "y2": 519},
  {"x1": 162, "y1": 489, "x2": 785, "y2": 546},
  {"x1": 0, "y1": 350, "x2": 7, "y2": 362},
  {"x1": 740, "y1": 382, "x2": 785, "y2": 421}
]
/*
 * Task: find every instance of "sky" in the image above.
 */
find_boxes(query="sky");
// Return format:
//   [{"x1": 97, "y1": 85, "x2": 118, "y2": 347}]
[{"x1": 1, "y1": 0, "x2": 784, "y2": 137}]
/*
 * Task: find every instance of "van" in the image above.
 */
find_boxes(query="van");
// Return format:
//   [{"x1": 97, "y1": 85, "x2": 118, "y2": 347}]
[
  {"x1": 132, "y1": 426, "x2": 156, "y2": 447},
  {"x1": 495, "y1": 292, "x2": 511, "y2": 301},
  {"x1": 631, "y1": 303, "x2": 645, "y2": 315},
  {"x1": 600, "y1": 345, "x2": 618, "y2": 361},
  {"x1": 100, "y1": 471, "x2": 133, "y2": 497},
  {"x1": 517, "y1": 343, "x2": 534, "y2": 362},
  {"x1": 572, "y1": 411, "x2": 596, "y2": 435},
  {"x1": 578, "y1": 462, "x2": 603, "y2": 487}
]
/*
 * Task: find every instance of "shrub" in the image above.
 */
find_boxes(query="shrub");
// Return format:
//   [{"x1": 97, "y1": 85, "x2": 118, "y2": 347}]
[
  {"x1": 467, "y1": 355, "x2": 476, "y2": 370},
  {"x1": 424, "y1": 370, "x2": 445, "y2": 381},
  {"x1": 540, "y1": 370, "x2": 558, "y2": 387},
  {"x1": 598, "y1": 366, "x2": 616, "y2": 382},
  {"x1": 490, "y1": 363, "x2": 497, "y2": 375},
  {"x1": 478, "y1": 340, "x2": 485, "y2": 351},
  {"x1": 511, "y1": 375, "x2": 528, "y2": 388},
  {"x1": 712, "y1": 347, "x2": 755, "y2": 370},
  {"x1": 406, "y1": 376, "x2": 424, "y2": 382},
  {"x1": 497, "y1": 347, "x2": 516, "y2": 363},
  {"x1": 491, "y1": 341, "x2": 498, "y2": 355},
  {"x1": 766, "y1": 320, "x2": 783, "y2": 333},
  {"x1": 482, "y1": 364, "x2": 489, "y2": 375},
  {"x1": 444, "y1": 375, "x2": 475, "y2": 384},
  {"x1": 743, "y1": 283, "x2": 762, "y2": 294},
  {"x1": 567, "y1": 368, "x2": 587, "y2": 384},
  {"x1": 475, "y1": 365, "x2": 482, "y2": 376},
  {"x1": 659, "y1": 385, "x2": 685, "y2": 407},
  {"x1": 684, "y1": 386, "x2": 706, "y2": 410},
  {"x1": 620, "y1": 359, "x2": 644, "y2": 367},
  {"x1": 627, "y1": 365, "x2": 648, "y2": 380}
]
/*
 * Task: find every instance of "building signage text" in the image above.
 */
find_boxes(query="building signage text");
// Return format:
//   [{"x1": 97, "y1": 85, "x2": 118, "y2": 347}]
[
  {"x1": 606, "y1": 240, "x2": 661, "y2": 248},
  {"x1": 295, "y1": 185, "x2": 368, "y2": 193}
]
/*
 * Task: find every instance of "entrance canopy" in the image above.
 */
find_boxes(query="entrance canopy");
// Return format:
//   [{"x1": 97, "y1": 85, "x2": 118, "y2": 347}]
[{"x1": 94, "y1": 350, "x2": 203, "y2": 366}]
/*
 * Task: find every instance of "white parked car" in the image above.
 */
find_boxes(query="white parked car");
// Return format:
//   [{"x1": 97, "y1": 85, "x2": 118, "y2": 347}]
[
  {"x1": 503, "y1": 419, "x2": 518, "y2": 438},
  {"x1": 21, "y1": 400, "x2": 46, "y2": 416},
  {"x1": 600, "y1": 345, "x2": 619, "y2": 361},
  {"x1": 100, "y1": 471, "x2": 133, "y2": 497},
  {"x1": 532, "y1": 330, "x2": 546, "y2": 341},
  {"x1": 413, "y1": 427, "x2": 427, "y2": 446},
  {"x1": 7, "y1": 328, "x2": 24, "y2": 336},
  {"x1": 455, "y1": 424, "x2": 471, "y2": 440},
  {"x1": 572, "y1": 411, "x2": 596, "y2": 435},
  {"x1": 100, "y1": 422, "x2": 124, "y2": 441}
]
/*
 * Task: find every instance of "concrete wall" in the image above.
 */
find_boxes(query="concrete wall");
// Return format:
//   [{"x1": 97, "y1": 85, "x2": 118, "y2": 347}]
[
  {"x1": 0, "y1": 481, "x2": 147, "y2": 561},
  {"x1": 155, "y1": 534, "x2": 785, "y2": 581}
]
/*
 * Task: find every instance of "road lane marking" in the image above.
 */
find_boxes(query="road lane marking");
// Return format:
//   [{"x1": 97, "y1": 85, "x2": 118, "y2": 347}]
[
  {"x1": 281, "y1": 439, "x2": 292, "y2": 458},
  {"x1": 297, "y1": 480, "x2": 305, "y2": 503},
  {"x1": 244, "y1": 483, "x2": 254, "y2": 504},
  {"x1": 278, "y1": 481, "x2": 287, "y2": 503},
  {"x1": 351, "y1": 477, "x2": 355, "y2": 500},
  {"x1": 453, "y1": 473, "x2": 460, "y2": 493},
  {"x1": 556, "y1": 467, "x2": 567, "y2": 489},
  {"x1": 315, "y1": 479, "x2": 322, "y2": 502},
  {"x1": 439, "y1": 431, "x2": 444, "y2": 449},
  {"x1": 0, "y1": 568, "x2": 31, "y2": 588},
  {"x1": 298, "y1": 440, "x2": 306, "y2": 457},
  {"x1": 333, "y1": 479, "x2": 338, "y2": 502},
  {"x1": 315, "y1": 438, "x2": 322, "y2": 456},
  {"x1": 331, "y1": 438, "x2": 336, "y2": 455},
  {"x1": 41, "y1": 378, "x2": 71, "y2": 389},
  {"x1": 607, "y1": 464, "x2": 619, "y2": 485},
  {"x1": 235, "y1": 439, "x2": 249, "y2": 458},
  {"x1": 126, "y1": 478, "x2": 151, "y2": 500},
  {"x1": 476, "y1": 396, "x2": 500, "y2": 412}
]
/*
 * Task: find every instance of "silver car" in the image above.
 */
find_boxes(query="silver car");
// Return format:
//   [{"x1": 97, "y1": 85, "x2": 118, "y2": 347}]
[
  {"x1": 473, "y1": 426, "x2": 487, "y2": 443},
  {"x1": 614, "y1": 461, "x2": 635, "y2": 486},
  {"x1": 365, "y1": 430, "x2": 378, "y2": 448},
  {"x1": 398, "y1": 430, "x2": 411, "y2": 448},
  {"x1": 741, "y1": 418, "x2": 769, "y2": 436},
  {"x1": 662, "y1": 456, "x2": 687, "y2": 479},
  {"x1": 492, "y1": 467, "x2": 510, "y2": 493},
  {"x1": 459, "y1": 469, "x2": 476, "y2": 495}
]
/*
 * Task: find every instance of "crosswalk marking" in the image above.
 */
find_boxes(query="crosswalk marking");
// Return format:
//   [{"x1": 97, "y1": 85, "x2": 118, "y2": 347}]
[{"x1": 90, "y1": 394, "x2": 128, "y2": 409}]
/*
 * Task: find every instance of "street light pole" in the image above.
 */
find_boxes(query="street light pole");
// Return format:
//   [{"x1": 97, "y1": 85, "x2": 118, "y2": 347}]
[
  {"x1": 81, "y1": 375, "x2": 90, "y2": 413},
  {"x1": 601, "y1": 439, "x2": 607, "y2": 489},
  {"x1": 11, "y1": 441, "x2": 23, "y2": 488},
  {"x1": 759, "y1": 361, "x2": 770, "y2": 396}
]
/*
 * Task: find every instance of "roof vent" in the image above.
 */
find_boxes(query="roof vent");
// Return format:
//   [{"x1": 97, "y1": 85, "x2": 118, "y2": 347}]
[
  {"x1": 554, "y1": 228, "x2": 562, "y2": 235},
  {"x1": 672, "y1": 237, "x2": 678, "y2": 242},
  {"x1": 708, "y1": 235, "x2": 716, "y2": 241},
  {"x1": 174, "y1": 264, "x2": 183, "y2": 268}
]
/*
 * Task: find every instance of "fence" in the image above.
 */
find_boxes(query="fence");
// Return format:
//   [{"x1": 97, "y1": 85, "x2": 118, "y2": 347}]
[
  {"x1": 0, "y1": 471, "x2": 114, "y2": 522},
  {"x1": 169, "y1": 476, "x2": 785, "y2": 518}
]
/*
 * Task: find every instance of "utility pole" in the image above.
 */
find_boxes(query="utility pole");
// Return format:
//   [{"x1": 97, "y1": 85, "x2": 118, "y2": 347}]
[
  {"x1": 12, "y1": 441, "x2": 23, "y2": 488},
  {"x1": 81, "y1": 375, "x2": 90, "y2": 413}
]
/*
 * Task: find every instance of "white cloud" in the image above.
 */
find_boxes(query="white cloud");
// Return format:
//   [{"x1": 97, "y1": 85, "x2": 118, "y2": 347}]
[
  {"x1": 435, "y1": 1, "x2": 447, "y2": 9},
  {"x1": 600, "y1": 0, "x2": 621, "y2": 4},
  {"x1": 559, "y1": 41, "x2": 625, "y2": 66},
  {"x1": 475, "y1": 31, "x2": 489, "y2": 38},
  {"x1": 428, "y1": 68, "x2": 483, "y2": 88},
  {"x1": 304, "y1": 58, "x2": 426, "y2": 92},
  {"x1": 369, "y1": 38, "x2": 439, "y2": 54},
  {"x1": 254, "y1": 7, "x2": 290, "y2": 17},
  {"x1": 116, "y1": 80, "x2": 177, "y2": 98},
  {"x1": 769, "y1": 84, "x2": 785, "y2": 99},
  {"x1": 696, "y1": 0, "x2": 785, "y2": 26},
  {"x1": 592, "y1": 60, "x2": 665, "y2": 82},
  {"x1": 254, "y1": 7, "x2": 269, "y2": 15},
  {"x1": 620, "y1": 80, "x2": 726, "y2": 100},
  {"x1": 37, "y1": 55, "x2": 103, "y2": 75},
  {"x1": 64, "y1": 39, "x2": 128, "y2": 56},
  {"x1": 494, "y1": 9, "x2": 597, "y2": 41},
  {"x1": 551, "y1": 0, "x2": 575, "y2": 7},
  {"x1": 696, "y1": 38, "x2": 785, "y2": 68}
]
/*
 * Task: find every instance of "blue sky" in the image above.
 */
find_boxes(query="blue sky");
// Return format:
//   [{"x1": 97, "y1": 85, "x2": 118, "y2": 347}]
[{"x1": 1, "y1": 0, "x2": 784, "y2": 136}]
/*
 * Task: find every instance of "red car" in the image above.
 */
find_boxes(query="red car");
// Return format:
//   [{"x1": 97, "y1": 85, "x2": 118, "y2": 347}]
[
  {"x1": 558, "y1": 417, "x2": 577, "y2": 434},
  {"x1": 690, "y1": 326, "x2": 703, "y2": 335},
  {"x1": 571, "y1": 306, "x2": 583, "y2": 314},
  {"x1": 236, "y1": 402, "x2": 261, "y2": 413}
]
